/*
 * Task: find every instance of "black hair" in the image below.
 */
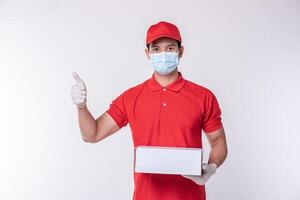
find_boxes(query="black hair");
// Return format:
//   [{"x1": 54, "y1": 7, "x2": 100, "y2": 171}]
[{"x1": 147, "y1": 40, "x2": 181, "y2": 49}]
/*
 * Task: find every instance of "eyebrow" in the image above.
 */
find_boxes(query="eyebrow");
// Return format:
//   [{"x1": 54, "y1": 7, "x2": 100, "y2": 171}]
[
  {"x1": 166, "y1": 44, "x2": 176, "y2": 47},
  {"x1": 151, "y1": 43, "x2": 177, "y2": 48}
]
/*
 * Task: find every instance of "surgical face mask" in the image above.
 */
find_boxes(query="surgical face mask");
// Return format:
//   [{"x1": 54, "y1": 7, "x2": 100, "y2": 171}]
[{"x1": 149, "y1": 52, "x2": 180, "y2": 75}]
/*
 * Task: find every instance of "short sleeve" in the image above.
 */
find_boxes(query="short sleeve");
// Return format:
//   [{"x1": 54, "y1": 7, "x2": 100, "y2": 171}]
[
  {"x1": 106, "y1": 92, "x2": 128, "y2": 128},
  {"x1": 202, "y1": 91, "x2": 222, "y2": 133}
]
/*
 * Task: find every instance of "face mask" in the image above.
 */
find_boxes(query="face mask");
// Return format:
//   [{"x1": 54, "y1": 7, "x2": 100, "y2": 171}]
[{"x1": 149, "y1": 52, "x2": 180, "y2": 75}]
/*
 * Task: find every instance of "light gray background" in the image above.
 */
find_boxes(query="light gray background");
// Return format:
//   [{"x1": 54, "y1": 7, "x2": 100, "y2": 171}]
[{"x1": 1, "y1": 0, "x2": 300, "y2": 199}]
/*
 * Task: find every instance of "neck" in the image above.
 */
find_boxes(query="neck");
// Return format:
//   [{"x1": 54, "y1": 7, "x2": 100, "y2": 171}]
[{"x1": 154, "y1": 69, "x2": 179, "y2": 87}]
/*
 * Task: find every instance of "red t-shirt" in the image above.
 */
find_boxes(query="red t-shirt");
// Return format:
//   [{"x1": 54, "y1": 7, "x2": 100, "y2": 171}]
[{"x1": 106, "y1": 71, "x2": 222, "y2": 200}]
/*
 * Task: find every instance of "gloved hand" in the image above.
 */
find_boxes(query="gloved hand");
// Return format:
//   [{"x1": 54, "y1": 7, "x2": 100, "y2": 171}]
[
  {"x1": 181, "y1": 163, "x2": 217, "y2": 185},
  {"x1": 71, "y1": 72, "x2": 87, "y2": 109}
]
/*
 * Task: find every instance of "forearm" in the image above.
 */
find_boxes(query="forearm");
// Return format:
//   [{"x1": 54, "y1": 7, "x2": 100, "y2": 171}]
[
  {"x1": 208, "y1": 140, "x2": 227, "y2": 168},
  {"x1": 77, "y1": 106, "x2": 97, "y2": 141}
]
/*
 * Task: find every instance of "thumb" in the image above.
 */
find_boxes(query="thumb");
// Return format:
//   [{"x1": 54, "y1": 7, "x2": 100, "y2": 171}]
[
  {"x1": 182, "y1": 175, "x2": 203, "y2": 185},
  {"x1": 72, "y1": 71, "x2": 83, "y2": 82},
  {"x1": 182, "y1": 174, "x2": 195, "y2": 179}
]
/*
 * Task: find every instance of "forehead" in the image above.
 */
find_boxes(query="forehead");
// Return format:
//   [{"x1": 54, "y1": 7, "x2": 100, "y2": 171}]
[{"x1": 150, "y1": 37, "x2": 178, "y2": 47}]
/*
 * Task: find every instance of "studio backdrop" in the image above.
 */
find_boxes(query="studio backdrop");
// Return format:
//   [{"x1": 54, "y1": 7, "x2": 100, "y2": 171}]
[{"x1": 0, "y1": 0, "x2": 299, "y2": 199}]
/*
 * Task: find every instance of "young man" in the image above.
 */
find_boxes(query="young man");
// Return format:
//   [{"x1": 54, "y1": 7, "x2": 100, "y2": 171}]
[{"x1": 71, "y1": 21, "x2": 228, "y2": 200}]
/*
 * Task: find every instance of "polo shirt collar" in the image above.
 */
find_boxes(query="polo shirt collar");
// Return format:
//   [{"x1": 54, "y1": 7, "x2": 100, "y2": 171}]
[{"x1": 147, "y1": 71, "x2": 186, "y2": 92}]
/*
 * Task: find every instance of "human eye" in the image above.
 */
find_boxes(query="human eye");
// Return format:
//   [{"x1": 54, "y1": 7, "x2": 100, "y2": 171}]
[
  {"x1": 151, "y1": 47, "x2": 159, "y2": 52},
  {"x1": 167, "y1": 46, "x2": 176, "y2": 52}
]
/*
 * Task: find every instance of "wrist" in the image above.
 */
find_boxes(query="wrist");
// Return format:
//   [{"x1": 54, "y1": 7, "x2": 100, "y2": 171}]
[
  {"x1": 77, "y1": 104, "x2": 87, "y2": 110},
  {"x1": 209, "y1": 163, "x2": 217, "y2": 174},
  {"x1": 209, "y1": 163, "x2": 217, "y2": 168},
  {"x1": 203, "y1": 163, "x2": 217, "y2": 175}
]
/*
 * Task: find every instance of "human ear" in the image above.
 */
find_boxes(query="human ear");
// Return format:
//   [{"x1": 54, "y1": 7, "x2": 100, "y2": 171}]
[
  {"x1": 179, "y1": 46, "x2": 184, "y2": 58},
  {"x1": 145, "y1": 48, "x2": 150, "y2": 59}
]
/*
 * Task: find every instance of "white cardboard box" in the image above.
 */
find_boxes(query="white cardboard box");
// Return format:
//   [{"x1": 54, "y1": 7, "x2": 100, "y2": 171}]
[{"x1": 134, "y1": 146, "x2": 203, "y2": 176}]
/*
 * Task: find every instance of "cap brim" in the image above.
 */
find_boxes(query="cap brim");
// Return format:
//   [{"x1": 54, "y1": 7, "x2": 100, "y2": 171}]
[{"x1": 147, "y1": 34, "x2": 181, "y2": 45}]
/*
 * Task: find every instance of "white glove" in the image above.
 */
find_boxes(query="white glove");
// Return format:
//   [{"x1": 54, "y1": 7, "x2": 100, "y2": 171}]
[
  {"x1": 71, "y1": 72, "x2": 87, "y2": 109},
  {"x1": 181, "y1": 163, "x2": 217, "y2": 185}
]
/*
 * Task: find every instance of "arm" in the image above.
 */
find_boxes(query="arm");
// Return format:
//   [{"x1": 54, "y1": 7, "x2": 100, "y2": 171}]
[
  {"x1": 205, "y1": 126, "x2": 228, "y2": 168},
  {"x1": 181, "y1": 126, "x2": 228, "y2": 185},
  {"x1": 77, "y1": 106, "x2": 120, "y2": 143},
  {"x1": 182, "y1": 91, "x2": 227, "y2": 184},
  {"x1": 71, "y1": 72, "x2": 121, "y2": 143}
]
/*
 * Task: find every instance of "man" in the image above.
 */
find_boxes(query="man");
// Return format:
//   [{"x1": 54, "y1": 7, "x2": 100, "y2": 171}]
[{"x1": 71, "y1": 21, "x2": 228, "y2": 200}]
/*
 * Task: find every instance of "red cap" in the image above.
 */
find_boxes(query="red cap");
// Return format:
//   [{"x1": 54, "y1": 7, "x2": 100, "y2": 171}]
[{"x1": 146, "y1": 21, "x2": 182, "y2": 45}]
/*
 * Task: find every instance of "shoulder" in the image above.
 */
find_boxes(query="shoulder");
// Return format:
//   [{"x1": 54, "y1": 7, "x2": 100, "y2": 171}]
[
  {"x1": 184, "y1": 79, "x2": 221, "y2": 111},
  {"x1": 184, "y1": 79, "x2": 216, "y2": 98},
  {"x1": 119, "y1": 80, "x2": 147, "y2": 98}
]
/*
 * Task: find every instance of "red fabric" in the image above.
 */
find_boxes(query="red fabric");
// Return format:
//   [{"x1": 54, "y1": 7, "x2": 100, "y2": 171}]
[
  {"x1": 106, "y1": 71, "x2": 222, "y2": 200},
  {"x1": 146, "y1": 21, "x2": 182, "y2": 45}
]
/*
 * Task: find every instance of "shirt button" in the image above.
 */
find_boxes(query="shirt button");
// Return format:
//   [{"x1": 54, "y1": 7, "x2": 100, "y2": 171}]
[
  {"x1": 163, "y1": 103, "x2": 167, "y2": 106},
  {"x1": 162, "y1": 88, "x2": 166, "y2": 91}
]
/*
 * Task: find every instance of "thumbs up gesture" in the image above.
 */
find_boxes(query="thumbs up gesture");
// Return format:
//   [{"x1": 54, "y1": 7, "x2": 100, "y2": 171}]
[{"x1": 71, "y1": 72, "x2": 87, "y2": 109}]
